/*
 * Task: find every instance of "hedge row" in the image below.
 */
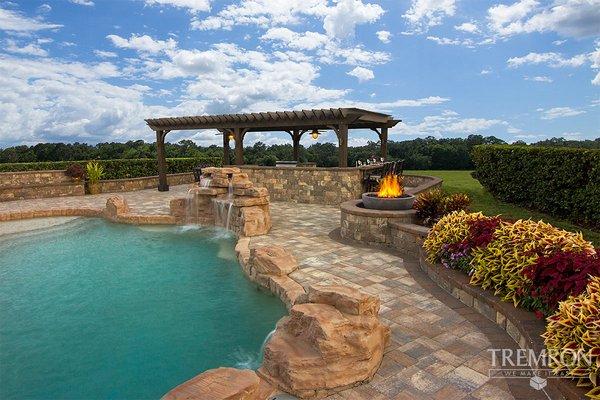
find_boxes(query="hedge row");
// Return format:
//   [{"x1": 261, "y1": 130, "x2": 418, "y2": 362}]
[
  {"x1": 0, "y1": 157, "x2": 222, "y2": 180},
  {"x1": 472, "y1": 145, "x2": 600, "y2": 229}
]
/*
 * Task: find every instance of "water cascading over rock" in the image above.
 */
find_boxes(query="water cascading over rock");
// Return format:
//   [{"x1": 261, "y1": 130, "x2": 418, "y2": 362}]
[{"x1": 170, "y1": 167, "x2": 271, "y2": 236}]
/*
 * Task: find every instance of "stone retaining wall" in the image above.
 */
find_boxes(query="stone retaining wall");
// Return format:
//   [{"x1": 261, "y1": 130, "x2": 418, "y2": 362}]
[
  {"x1": 240, "y1": 166, "x2": 442, "y2": 205},
  {"x1": 0, "y1": 170, "x2": 84, "y2": 201},
  {"x1": 98, "y1": 173, "x2": 194, "y2": 193}
]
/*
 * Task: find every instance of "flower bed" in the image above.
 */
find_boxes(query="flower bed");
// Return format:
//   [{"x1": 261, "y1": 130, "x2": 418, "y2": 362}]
[{"x1": 424, "y1": 211, "x2": 599, "y2": 398}]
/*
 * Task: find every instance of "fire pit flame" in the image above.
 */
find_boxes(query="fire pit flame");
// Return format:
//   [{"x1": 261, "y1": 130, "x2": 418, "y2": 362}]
[{"x1": 377, "y1": 174, "x2": 404, "y2": 198}]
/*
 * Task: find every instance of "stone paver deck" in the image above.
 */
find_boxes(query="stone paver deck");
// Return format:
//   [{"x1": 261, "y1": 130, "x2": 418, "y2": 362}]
[{"x1": 0, "y1": 186, "x2": 547, "y2": 400}]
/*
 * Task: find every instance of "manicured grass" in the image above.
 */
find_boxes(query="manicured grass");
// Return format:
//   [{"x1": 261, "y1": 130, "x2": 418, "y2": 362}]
[{"x1": 407, "y1": 170, "x2": 600, "y2": 246}]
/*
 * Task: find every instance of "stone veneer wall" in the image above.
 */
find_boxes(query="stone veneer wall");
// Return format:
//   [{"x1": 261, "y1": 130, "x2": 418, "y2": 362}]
[
  {"x1": 240, "y1": 166, "x2": 363, "y2": 205},
  {"x1": 240, "y1": 166, "x2": 442, "y2": 206},
  {"x1": 98, "y1": 173, "x2": 194, "y2": 193},
  {"x1": 0, "y1": 170, "x2": 84, "y2": 201}
]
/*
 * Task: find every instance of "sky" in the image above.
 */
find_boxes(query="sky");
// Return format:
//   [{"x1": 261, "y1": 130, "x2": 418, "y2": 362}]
[{"x1": 0, "y1": 0, "x2": 598, "y2": 148}]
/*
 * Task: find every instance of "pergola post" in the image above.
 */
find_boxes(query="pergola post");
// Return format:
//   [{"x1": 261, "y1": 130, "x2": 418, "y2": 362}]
[
  {"x1": 380, "y1": 126, "x2": 388, "y2": 160},
  {"x1": 156, "y1": 129, "x2": 169, "y2": 191},
  {"x1": 337, "y1": 123, "x2": 348, "y2": 167},
  {"x1": 222, "y1": 131, "x2": 231, "y2": 165},
  {"x1": 234, "y1": 127, "x2": 244, "y2": 165},
  {"x1": 292, "y1": 129, "x2": 301, "y2": 161}
]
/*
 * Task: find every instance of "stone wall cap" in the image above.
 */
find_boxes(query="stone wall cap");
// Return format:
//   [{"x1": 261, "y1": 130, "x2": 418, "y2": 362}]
[{"x1": 340, "y1": 199, "x2": 417, "y2": 218}]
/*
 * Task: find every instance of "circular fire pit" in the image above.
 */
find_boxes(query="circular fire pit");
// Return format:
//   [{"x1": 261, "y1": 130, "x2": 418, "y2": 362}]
[{"x1": 361, "y1": 193, "x2": 415, "y2": 211}]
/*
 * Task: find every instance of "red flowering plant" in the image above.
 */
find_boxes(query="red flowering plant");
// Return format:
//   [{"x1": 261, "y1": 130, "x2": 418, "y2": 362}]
[{"x1": 521, "y1": 249, "x2": 600, "y2": 318}]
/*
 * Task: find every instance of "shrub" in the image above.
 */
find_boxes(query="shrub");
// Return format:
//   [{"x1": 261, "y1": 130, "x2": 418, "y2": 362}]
[
  {"x1": 522, "y1": 250, "x2": 600, "y2": 317},
  {"x1": 414, "y1": 189, "x2": 470, "y2": 226},
  {"x1": 85, "y1": 161, "x2": 104, "y2": 183},
  {"x1": 64, "y1": 163, "x2": 85, "y2": 180},
  {"x1": 0, "y1": 157, "x2": 221, "y2": 179},
  {"x1": 469, "y1": 219, "x2": 596, "y2": 306},
  {"x1": 472, "y1": 145, "x2": 600, "y2": 229},
  {"x1": 543, "y1": 276, "x2": 600, "y2": 398}
]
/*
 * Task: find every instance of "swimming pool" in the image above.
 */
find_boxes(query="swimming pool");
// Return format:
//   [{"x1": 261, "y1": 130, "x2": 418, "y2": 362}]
[{"x1": 0, "y1": 218, "x2": 286, "y2": 399}]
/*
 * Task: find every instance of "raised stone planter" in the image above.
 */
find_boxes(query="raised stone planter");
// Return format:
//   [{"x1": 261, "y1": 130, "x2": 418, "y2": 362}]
[{"x1": 340, "y1": 199, "x2": 418, "y2": 246}]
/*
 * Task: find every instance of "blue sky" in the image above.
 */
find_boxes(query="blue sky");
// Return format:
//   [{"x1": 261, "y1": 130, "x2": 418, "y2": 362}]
[{"x1": 0, "y1": 0, "x2": 598, "y2": 148}]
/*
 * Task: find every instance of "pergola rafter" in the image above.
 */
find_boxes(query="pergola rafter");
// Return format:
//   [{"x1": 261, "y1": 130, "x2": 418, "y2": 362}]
[{"x1": 145, "y1": 108, "x2": 400, "y2": 191}]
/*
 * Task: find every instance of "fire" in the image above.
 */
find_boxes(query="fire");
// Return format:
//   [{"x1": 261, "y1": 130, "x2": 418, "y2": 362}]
[{"x1": 377, "y1": 174, "x2": 404, "y2": 198}]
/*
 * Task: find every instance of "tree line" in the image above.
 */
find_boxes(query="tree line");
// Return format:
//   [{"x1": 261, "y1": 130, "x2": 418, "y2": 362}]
[{"x1": 1, "y1": 136, "x2": 598, "y2": 170}]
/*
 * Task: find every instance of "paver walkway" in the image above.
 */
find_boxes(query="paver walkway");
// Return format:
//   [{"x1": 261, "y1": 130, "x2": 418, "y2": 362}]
[{"x1": 0, "y1": 186, "x2": 547, "y2": 400}]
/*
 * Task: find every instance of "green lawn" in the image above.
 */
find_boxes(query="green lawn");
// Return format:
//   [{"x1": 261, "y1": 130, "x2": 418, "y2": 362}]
[{"x1": 406, "y1": 170, "x2": 600, "y2": 246}]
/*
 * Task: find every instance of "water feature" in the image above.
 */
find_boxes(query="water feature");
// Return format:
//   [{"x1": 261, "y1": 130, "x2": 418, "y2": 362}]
[
  {"x1": 0, "y1": 219, "x2": 286, "y2": 399},
  {"x1": 213, "y1": 178, "x2": 234, "y2": 231}
]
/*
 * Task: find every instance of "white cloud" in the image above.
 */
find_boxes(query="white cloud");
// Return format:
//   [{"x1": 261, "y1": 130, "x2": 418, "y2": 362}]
[
  {"x1": 480, "y1": 69, "x2": 492, "y2": 75},
  {"x1": 507, "y1": 52, "x2": 587, "y2": 68},
  {"x1": 553, "y1": 39, "x2": 567, "y2": 45},
  {"x1": 403, "y1": 0, "x2": 456, "y2": 33},
  {"x1": 191, "y1": 0, "x2": 382, "y2": 39},
  {"x1": 5, "y1": 39, "x2": 48, "y2": 57},
  {"x1": 191, "y1": 0, "x2": 328, "y2": 31},
  {"x1": 94, "y1": 50, "x2": 117, "y2": 58},
  {"x1": 261, "y1": 28, "x2": 328, "y2": 50},
  {"x1": 525, "y1": 75, "x2": 553, "y2": 82},
  {"x1": 347, "y1": 66, "x2": 374, "y2": 82},
  {"x1": 323, "y1": 0, "x2": 384, "y2": 39},
  {"x1": 36, "y1": 4, "x2": 52, "y2": 13},
  {"x1": 144, "y1": 0, "x2": 211, "y2": 13},
  {"x1": 69, "y1": 0, "x2": 95, "y2": 6},
  {"x1": 376, "y1": 30, "x2": 391, "y2": 43},
  {"x1": 488, "y1": 0, "x2": 600, "y2": 38},
  {"x1": 455, "y1": 22, "x2": 478, "y2": 33},
  {"x1": 107, "y1": 34, "x2": 177, "y2": 54},
  {"x1": 590, "y1": 46, "x2": 600, "y2": 85},
  {"x1": 393, "y1": 111, "x2": 507, "y2": 137},
  {"x1": 0, "y1": 7, "x2": 62, "y2": 32},
  {"x1": 539, "y1": 106, "x2": 585, "y2": 119},
  {"x1": 427, "y1": 36, "x2": 474, "y2": 47}
]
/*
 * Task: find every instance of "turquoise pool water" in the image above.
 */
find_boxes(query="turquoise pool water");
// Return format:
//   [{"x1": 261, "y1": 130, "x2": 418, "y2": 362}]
[{"x1": 0, "y1": 219, "x2": 286, "y2": 399}]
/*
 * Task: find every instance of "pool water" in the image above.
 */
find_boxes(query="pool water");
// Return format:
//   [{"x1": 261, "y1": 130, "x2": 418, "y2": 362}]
[{"x1": 0, "y1": 219, "x2": 286, "y2": 399}]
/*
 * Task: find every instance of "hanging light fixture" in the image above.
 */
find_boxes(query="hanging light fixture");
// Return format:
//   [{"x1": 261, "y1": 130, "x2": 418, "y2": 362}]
[
  {"x1": 227, "y1": 132, "x2": 235, "y2": 141},
  {"x1": 310, "y1": 129, "x2": 320, "y2": 140}
]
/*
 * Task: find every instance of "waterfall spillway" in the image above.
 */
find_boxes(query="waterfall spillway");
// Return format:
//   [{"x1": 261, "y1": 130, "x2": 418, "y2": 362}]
[
  {"x1": 213, "y1": 179, "x2": 234, "y2": 231},
  {"x1": 184, "y1": 188, "x2": 198, "y2": 225},
  {"x1": 260, "y1": 329, "x2": 276, "y2": 356}
]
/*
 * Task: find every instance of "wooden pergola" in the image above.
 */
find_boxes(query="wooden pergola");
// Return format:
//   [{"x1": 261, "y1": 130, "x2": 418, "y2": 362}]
[{"x1": 145, "y1": 108, "x2": 400, "y2": 191}]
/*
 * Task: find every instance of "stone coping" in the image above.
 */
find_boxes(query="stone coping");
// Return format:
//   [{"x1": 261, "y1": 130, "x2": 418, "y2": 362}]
[
  {"x1": 405, "y1": 174, "x2": 443, "y2": 195},
  {"x1": 0, "y1": 169, "x2": 67, "y2": 175},
  {"x1": 238, "y1": 165, "x2": 363, "y2": 172},
  {"x1": 388, "y1": 221, "x2": 430, "y2": 238},
  {"x1": 100, "y1": 172, "x2": 191, "y2": 184},
  {"x1": 340, "y1": 199, "x2": 418, "y2": 219}
]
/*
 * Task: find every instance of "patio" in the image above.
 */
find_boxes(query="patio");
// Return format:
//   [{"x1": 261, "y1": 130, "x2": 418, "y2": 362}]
[{"x1": 0, "y1": 186, "x2": 546, "y2": 399}]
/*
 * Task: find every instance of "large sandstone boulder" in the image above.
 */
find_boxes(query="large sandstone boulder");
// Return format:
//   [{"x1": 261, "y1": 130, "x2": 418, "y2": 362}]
[
  {"x1": 104, "y1": 196, "x2": 129, "y2": 219},
  {"x1": 308, "y1": 285, "x2": 380, "y2": 316},
  {"x1": 258, "y1": 299, "x2": 390, "y2": 399},
  {"x1": 240, "y1": 205, "x2": 271, "y2": 237},
  {"x1": 162, "y1": 367, "x2": 276, "y2": 400},
  {"x1": 250, "y1": 245, "x2": 298, "y2": 276}
]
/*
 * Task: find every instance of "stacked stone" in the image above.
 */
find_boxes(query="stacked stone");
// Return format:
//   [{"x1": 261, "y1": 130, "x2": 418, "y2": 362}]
[{"x1": 169, "y1": 167, "x2": 272, "y2": 236}]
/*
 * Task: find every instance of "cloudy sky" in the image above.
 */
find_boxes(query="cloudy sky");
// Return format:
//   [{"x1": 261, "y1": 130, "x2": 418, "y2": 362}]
[{"x1": 0, "y1": 0, "x2": 598, "y2": 147}]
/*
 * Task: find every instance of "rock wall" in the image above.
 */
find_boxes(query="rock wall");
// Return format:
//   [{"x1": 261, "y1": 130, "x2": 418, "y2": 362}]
[
  {"x1": 0, "y1": 170, "x2": 84, "y2": 201},
  {"x1": 169, "y1": 167, "x2": 272, "y2": 237},
  {"x1": 240, "y1": 166, "x2": 363, "y2": 205},
  {"x1": 240, "y1": 166, "x2": 442, "y2": 206},
  {"x1": 98, "y1": 173, "x2": 194, "y2": 193}
]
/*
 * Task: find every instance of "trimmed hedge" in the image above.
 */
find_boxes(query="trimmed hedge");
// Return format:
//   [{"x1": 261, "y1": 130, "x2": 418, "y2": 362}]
[
  {"x1": 472, "y1": 145, "x2": 600, "y2": 229},
  {"x1": 0, "y1": 157, "x2": 222, "y2": 180}
]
